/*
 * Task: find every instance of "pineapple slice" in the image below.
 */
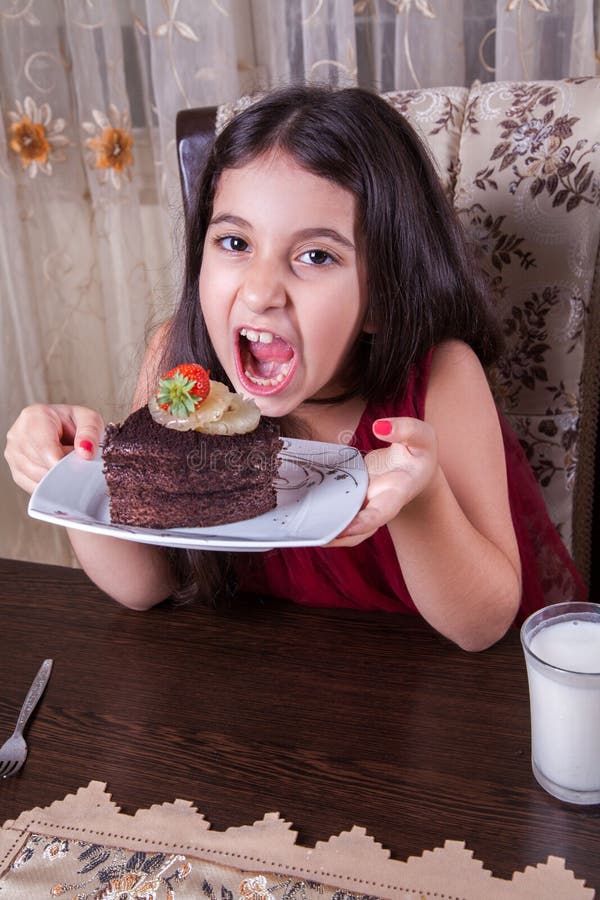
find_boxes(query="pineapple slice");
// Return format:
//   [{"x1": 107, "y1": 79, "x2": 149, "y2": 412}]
[
  {"x1": 149, "y1": 379, "x2": 260, "y2": 435},
  {"x1": 198, "y1": 392, "x2": 261, "y2": 435}
]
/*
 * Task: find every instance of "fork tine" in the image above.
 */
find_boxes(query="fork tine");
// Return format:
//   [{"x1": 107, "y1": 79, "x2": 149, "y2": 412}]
[
  {"x1": 0, "y1": 760, "x2": 11, "y2": 777},
  {"x1": 0, "y1": 758, "x2": 21, "y2": 777}
]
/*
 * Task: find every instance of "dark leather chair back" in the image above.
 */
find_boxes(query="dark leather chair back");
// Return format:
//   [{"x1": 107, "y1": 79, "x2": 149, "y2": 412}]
[{"x1": 176, "y1": 106, "x2": 217, "y2": 217}]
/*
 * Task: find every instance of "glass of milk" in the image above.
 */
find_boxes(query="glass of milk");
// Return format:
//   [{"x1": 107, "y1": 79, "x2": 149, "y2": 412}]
[{"x1": 521, "y1": 602, "x2": 600, "y2": 805}]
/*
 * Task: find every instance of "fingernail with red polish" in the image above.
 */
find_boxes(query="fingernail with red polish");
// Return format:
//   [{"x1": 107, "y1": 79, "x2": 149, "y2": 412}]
[
  {"x1": 79, "y1": 439, "x2": 94, "y2": 453},
  {"x1": 374, "y1": 419, "x2": 392, "y2": 436}
]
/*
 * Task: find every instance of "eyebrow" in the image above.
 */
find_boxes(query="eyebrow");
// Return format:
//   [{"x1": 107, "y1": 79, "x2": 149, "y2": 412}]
[
  {"x1": 209, "y1": 214, "x2": 250, "y2": 230},
  {"x1": 295, "y1": 227, "x2": 356, "y2": 251},
  {"x1": 208, "y1": 214, "x2": 356, "y2": 251}
]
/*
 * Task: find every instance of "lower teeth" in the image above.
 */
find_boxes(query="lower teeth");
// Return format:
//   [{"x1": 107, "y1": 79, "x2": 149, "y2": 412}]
[{"x1": 244, "y1": 364, "x2": 290, "y2": 387}]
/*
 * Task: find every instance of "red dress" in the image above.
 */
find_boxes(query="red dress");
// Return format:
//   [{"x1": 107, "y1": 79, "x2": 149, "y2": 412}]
[{"x1": 238, "y1": 353, "x2": 586, "y2": 624}]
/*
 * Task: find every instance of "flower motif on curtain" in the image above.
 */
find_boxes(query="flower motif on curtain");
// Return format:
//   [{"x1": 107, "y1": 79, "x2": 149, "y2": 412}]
[
  {"x1": 8, "y1": 97, "x2": 68, "y2": 177},
  {"x1": 505, "y1": 0, "x2": 551, "y2": 11},
  {"x1": 387, "y1": 0, "x2": 436, "y2": 15},
  {"x1": 354, "y1": 0, "x2": 435, "y2": 13},
  {"x1": 82, "y1": 105, "x2": 134, "y2": 189},
  {"x1": 152, "y1": 0, "x2": 202, "y2": 108}
]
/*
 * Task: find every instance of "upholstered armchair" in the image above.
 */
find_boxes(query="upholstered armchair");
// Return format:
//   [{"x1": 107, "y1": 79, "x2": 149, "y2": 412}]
[{"x1": 176, "y1": 78, "x2": 600, "y2": 593}]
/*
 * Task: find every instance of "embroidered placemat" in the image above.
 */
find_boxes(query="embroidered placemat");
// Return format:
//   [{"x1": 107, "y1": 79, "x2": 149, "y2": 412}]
[{"x1": 0, "y1": 781, "x2": 593, "y2": 899}]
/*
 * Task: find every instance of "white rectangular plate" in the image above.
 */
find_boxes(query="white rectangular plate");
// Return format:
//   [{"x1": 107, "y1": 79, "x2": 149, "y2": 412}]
[{"x1": 28, "y1": 438, "x2": 368, "y2": 551}]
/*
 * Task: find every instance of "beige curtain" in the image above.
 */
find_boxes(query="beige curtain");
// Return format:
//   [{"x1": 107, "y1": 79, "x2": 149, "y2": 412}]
[{"x1": 1, "y1": 0, "x2": 598, "y2": 566}]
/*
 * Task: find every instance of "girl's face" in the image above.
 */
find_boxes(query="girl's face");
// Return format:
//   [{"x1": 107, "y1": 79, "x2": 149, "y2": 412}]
[{"x1": 199, "y1": 151, "x2": 369, "y2": 418}]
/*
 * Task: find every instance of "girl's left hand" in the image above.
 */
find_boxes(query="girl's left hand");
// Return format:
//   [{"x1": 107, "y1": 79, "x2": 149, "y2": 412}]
[{"x1": 327, "y1": 416, "x2": 439, "y2": 547}]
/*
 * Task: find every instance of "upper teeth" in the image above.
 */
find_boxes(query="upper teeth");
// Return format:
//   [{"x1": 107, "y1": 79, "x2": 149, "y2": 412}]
[{"x1": 240, "y1": 328, "x2": 274, "y2": 344}]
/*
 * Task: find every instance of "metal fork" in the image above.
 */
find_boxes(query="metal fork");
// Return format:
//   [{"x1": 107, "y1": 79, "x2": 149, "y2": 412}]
[{"x1": 0, "y1": 659, "x2": 53, "y2": 778}]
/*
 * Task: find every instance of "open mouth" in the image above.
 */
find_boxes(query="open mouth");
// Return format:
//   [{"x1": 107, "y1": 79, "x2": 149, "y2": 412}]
[{"x1": 235, "y1": 327, "x2": 297, "y2": 396}]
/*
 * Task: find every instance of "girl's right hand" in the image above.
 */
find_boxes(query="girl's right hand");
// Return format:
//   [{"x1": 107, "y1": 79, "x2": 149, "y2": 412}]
[{"x1": 4, "y1": 404, "x2": 104, "y2": 495}]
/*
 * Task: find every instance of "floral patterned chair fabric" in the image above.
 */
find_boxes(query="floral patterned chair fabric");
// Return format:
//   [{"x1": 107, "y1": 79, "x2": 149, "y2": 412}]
[
  {"x1": 177, "y1": 78, "x2": 600, "y2": 587},
  {"x1": 383, "y1": 79, "x2": 600, "y2": 587}
]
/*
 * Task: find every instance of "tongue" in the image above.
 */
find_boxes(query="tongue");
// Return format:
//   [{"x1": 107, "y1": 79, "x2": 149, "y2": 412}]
[
  {"x1": 245, "y1": 336, "x2": 294, "y2": 381},
  {"x1": 247, "y1": 336, "x2": 294, "y2": 363}
]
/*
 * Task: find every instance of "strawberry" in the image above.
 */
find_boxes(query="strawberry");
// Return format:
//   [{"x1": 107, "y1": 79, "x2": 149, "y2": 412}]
[{"x1": 156, "y1": 363, "x2": 210, "y2": 418}]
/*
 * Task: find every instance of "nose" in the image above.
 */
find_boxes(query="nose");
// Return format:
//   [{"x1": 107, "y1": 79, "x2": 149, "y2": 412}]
[{"x1": 237, "y1": 256, "x2": 286, "y2": 314}]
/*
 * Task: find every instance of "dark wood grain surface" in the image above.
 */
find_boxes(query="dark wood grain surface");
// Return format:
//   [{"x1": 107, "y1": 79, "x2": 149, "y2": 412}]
[{"x1": 0, "y1": 557, "x2": 598, "y2": 891}]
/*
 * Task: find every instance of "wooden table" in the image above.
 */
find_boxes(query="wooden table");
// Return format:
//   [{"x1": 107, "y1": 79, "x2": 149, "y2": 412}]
[{"x1": 0, "y1": 557, "x2": 599, "y2": 892}]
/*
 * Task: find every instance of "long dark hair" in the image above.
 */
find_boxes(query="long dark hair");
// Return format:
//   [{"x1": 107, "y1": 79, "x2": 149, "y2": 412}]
[
  {"x1": 162, "y1": 83, "x2": 502, "y2": 397},
  {"x1": 162, "y1": 83, "x2": 503, "y2": 603}
]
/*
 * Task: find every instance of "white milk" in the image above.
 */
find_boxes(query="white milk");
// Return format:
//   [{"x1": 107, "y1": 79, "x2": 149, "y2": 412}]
[
  {"x1": 531, "y1": 619, "x2": 600, "y2": 673},
  {"x1": 526, "y1": 618, "x2": 600, "y2": 797}
]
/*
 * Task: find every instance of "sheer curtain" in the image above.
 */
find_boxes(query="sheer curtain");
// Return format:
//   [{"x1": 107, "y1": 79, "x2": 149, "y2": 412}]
[{"x1": 1, "y1": 0, "x2": 597, "y2": 566}]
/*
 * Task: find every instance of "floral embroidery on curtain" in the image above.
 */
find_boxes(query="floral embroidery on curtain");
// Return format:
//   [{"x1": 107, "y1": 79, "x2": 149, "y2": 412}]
[
  {"x1": 83, "y1": 106, "x2": 135, "y2": 189},
  {"x1": 8, "y1": 96, "x2": 68, "y2": 177}
]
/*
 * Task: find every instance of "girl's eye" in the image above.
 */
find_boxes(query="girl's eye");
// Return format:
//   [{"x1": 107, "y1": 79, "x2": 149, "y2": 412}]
[
  {"x1": 219, "y1": 236, "x2": 249, "y2": 252},
  {"x1": 298, "y1": 248, "x2": 334, "y2": 266}
]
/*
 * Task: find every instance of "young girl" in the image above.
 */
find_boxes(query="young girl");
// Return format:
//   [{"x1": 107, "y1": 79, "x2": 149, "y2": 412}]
[{"x1": 5, "y1": 85, "x2": 585, "y2": 651}]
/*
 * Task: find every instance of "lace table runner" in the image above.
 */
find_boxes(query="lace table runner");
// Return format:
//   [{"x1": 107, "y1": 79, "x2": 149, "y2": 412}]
[{"x1": 0, "y1": 781, "x2": 593, "y2": 899}]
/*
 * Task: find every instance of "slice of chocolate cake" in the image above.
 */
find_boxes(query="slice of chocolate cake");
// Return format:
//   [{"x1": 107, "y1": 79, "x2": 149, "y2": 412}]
[
  {"x1": 102, "y1": 405, "x2": 281, "y2": 529},
  {"x1": 102, "y1": 364, "x2": 282, "y2": 529}
]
